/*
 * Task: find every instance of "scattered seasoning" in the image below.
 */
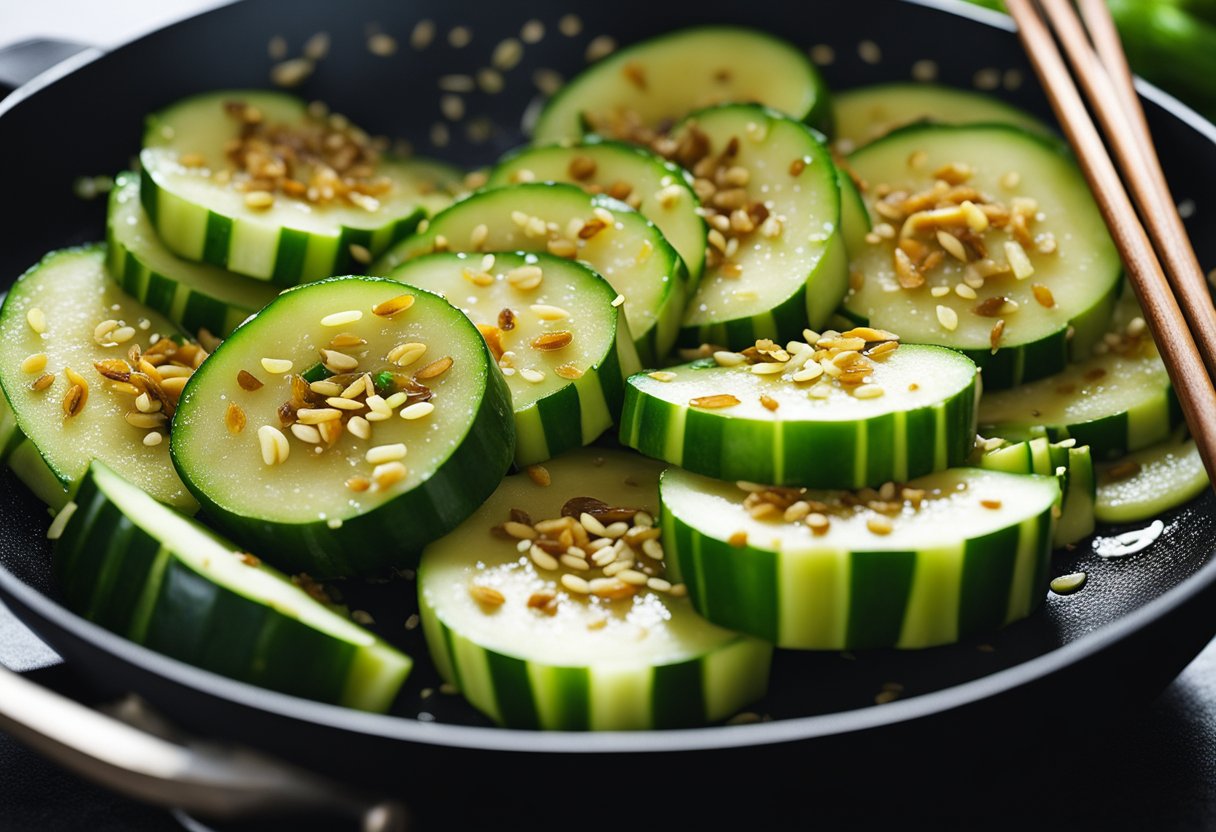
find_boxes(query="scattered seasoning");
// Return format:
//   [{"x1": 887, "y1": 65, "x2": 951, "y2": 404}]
[
  {"x1": 728, "y1": 530, "x2": 749, "y2": 547},
  {"x1": 414, "y1": 355, "x2": 453, "y2": 380},
  {"x1": 469, "y1": 584, "x2": 506, "y2": 608},
  {"x1": 225, "y1": 402, "x2": 246, "y2": 434},
  {"x1": 526, "y1": 464, "x2": 551, "y2": 487},
  {"x1": 30, "y1": 373, "x2": 54, "y2": 392},
  {"x1": 261, "y1": 357, "x2": 293, "y2": 374},
  {"x1": 1050, "y1": 572, "x2": 1087, "y2": 595},
  {"x1": 26, "y1": 308, "x2": 47, "y2": 335},
  {"x1": 690, "y1": 394, "x2": 741, "y2": 409},
  {"x1": 373, "y1": 293, "x2": 416, "y2": 318},
  {"x1": 980, "y1": 499, "x2": 1002, "y2": 510},
  {"x1": 237, "y1": 369, "x2": 264, "y2": 391}
]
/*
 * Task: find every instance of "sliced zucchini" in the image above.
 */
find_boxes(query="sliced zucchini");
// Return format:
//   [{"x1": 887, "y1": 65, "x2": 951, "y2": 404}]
[
  {"x1": 55, "y1": 460, "x2": 411, "y2": 711},
  {"x1": 140, "y1": 90, "x2": 433, "y2": 285},
  {"x1": 372, "y1": 183, "x2": 686, "y2": 366},
  {"x1": 661, "y1": 466, "x2": 1059, "y2": 650},
  {"x1": 843, "y1": 124, "x2": 1122, "y2": 389},
  {"x1": 107, "y1": 172, "x2": 277, "y2": 338},
  {"x1": 487, "y1": 140, "x2": 707, "y2": 281},
  {"x1": 978, "y1": 436, "x2": 1095, "y2": 547},
  {"x1": 170, "y1": 276, "x2": 514, "y2": 577},
  {"x1": 533, "y1": 26, "x2": 831, "y2": 144},
  {"x1": 0, "y1": 247, "x2": 198, "y2": 511},
  {"x1": 384, "y1": 252, "x2": 641, "y2": 466},
  {"x1": 979, "y1": 318, "x2": 1178, "y2": 460},
  {"x1": 1096, "y1": 432, "x2": 1208, "y2": 523},
  {"x1": 620, "y1": 333, "x2": 978, "y2": 489},
  {"x1": 418, "y1": 449, "x2": 772, "y2": 730},
  {"x1": 832, "y1": 83, "x2": 1052, "y2": 151},
  {"x1": 675, "y1": 105, "x2": 848, "y2": 348},
  {"x1": 838, "y1": 167, "x2": 872, "y2": 261}
]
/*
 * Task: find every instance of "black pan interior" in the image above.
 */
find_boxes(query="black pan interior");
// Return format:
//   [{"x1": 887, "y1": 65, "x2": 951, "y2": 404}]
[{"x1": 2, "y1": 0, "x2": 1216, "y2": 777}]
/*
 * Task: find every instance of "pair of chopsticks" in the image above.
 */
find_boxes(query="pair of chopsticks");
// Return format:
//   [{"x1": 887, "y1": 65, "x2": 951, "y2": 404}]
[{"x1": 1006, "y1": 0, "x2": 1216, "y2": 483}]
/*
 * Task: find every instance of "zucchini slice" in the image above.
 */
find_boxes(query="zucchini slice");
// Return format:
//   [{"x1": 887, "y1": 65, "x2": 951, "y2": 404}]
[
  {"x1": 384, "y1": 252, "x2": 641, "y2": 466},
  {"x1": 1096, "y1": 432, "x2": 1208, "y2": 523},
  {"x1": 170, "y1": 276, "x2": 514, "y2": 577},
  {"x1": 0, "y1": 247, "x2": 198, "y2": 511},
  {"x1": 839, "y1": 167, "x2": 872, "y2": 261},
  {"x1": 108, "y1": 172, "x2": 277, "y2": 338},
  {"x1": 372, "y1": 183, "x2": 686, "y2": 366},
  {"x1": 418, "y1": 449, "x2": 772, "y2": 730},
  {"x1": 488, "y1": 140, "x2": 707, "y2": 282},
  {"x1": 620, "y1": 332, "x2": 978, "y2": 489},
  {"x1": 661, "y1": 466, "x2": 1059, "y2": 650},
  {"x1": 978, "y1": 315, "x2": 1178, "y2": 460},
  {"x1": 832, "y1": 83, "x2": 1052, "y2": 151},
  {"x1": 675, "y1": 104, "x2": 848, "y2": 348},
  {"x1": 532, "y1": 26, "x2": 831, "y2": 144},
  {"x1": 55, "y1": 460, "x2": 412, "y2": 712},
  {"x1": 978, "y1": 436, "x2": 1095, "y2": 547},
  {"x1": 843, "y1": 124, "x2": 1122, "y2": 389},
  {"x1": 139, "y1": 90, "x2": 433, "y2": 285}
]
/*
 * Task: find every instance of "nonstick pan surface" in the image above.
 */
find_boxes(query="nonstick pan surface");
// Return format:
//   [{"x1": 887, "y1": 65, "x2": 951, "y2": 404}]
[{"x1": 1, "y1": 0, "x2": 1215, "y2": 791}]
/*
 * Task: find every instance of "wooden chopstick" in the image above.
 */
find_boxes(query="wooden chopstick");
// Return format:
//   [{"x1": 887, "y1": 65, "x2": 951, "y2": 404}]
[
  {"x1": 1043, "y1": 0, "x2": 1216, "y2": 382},
  {"x1": 1005, "y1": 0, "x2": 1216, "y2": 481}
]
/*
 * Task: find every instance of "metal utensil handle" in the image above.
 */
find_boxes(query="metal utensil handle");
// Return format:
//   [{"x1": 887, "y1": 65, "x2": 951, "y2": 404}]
[{"x1": 0, "y1": 663, "x2": 408, "y2": 831}]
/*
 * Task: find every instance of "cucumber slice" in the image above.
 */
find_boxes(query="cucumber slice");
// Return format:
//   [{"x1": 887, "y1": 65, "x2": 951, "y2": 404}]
[
  {"x1": 833, "y1": 83, "x2": 1052, "y2": 151},
  {"x1": 372, "y1": 183, "x2": 686, "y2": 366},
  {"x1": 661, "y1": 466, "x2": 1059, "y2": 650},
  {"x1": 843, "y1": 124, "x2": 1122, "y2": 389},
  {"x1": 384, "y1": 252, "x2": 641, "y2": 466},
  {"x1": 170, "y1": 276, "x2": 514, "y2": 577},
  {"x1": 621, "y1": 335, "x2": 978, "y2": 488},
  {"x1": 487, "y1": 140, "x2": 707, "y2": 282},
  {"x1": 838, "y1": 167, "x2": 872, "y2": 261},
  {"x1": 107, "y1": 172, "x2": 277, "y2": 338},
  {"x1": 979, "y1": 436, "x2": 1095, "y2": 547},
  {"x1": 675, "y1": 105, "x2": 848, "y2": 348},
  {"x1": 1096, "y1": 432, "x2": 1208, "y2": 523},
  {"x1": 978, "y1": 320, "x2": 1178, "y2": 460},
  {"x1": 533, "y1": 26, "x2": 830, "y2": 144},
  {"x1": 418, "y1": 449, "x2": 772, "y2": 730},
  {"x1": 55, "y1": 460, "x2": 411, "y2": 711},
  {"x1": 140, "y1": 90, "x2": 433, "y2": 285},
  {"x1": 0, "y1": 247, "x2": 198, "y2": 511}
]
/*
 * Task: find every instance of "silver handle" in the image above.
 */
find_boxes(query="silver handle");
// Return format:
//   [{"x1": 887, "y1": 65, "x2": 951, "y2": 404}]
[{"x1": 0, "y1": 663, "x2": 408, "y2": 831}]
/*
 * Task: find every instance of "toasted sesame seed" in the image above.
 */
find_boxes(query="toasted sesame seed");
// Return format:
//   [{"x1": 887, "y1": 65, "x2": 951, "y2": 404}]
[
  {"x1": 691, "y1": 394, "x2": 741, "y2": 409},
  {"x1": 320, "y1": 310, "x2": 363, "y2": 328},
  {"x1": 760, "y1": 394, "x2": 780, "y2": 411},
  {"x1": 325, "y1": 396, "x2": 365, "y2": 411},
  {"x1": 372, "y1": 461, "x2": 408, "y2": 489},
  {"x1": 980, "y1": 499, "x2": 1002, "y2": 510},
  {"x1": 937, "y1": 230, "x2": 968, "y2": 262},
  {"x1": 750, "y1": 362, "x2": 786, "y2": 376},
  {"x1": 530, "y1": 304, "x2": 570, "y2": 321},
  {"x1": 387, "y1": 342, "x2": 426, "y2": 368},
  {"x1": 348, "y1": 244, "x2": 372, "y2": 265},
  {"x1": 244, "y1": 190, "x2": 275, "y2": 209},
  {"x1": 26, "y1": 308, "x2": 46, "y2": 334},
  {"x1": 530, "y1": 545, "x2": 560, "y2": 571},
  {"x1": 20, "y1": 353, "x2": 46, "y2": 374},
  {"x1": 31, "y1": 373, "x2": 54, "y2": 392},
  {"x1": 561, "y1": 574, "x2": 592, "y2": 594},
  {"x1": 410, "y1": 19, "x2": 435, "y2": 49},
  {"x1": 1005, "y1": 241, "x2": 1034, "y2": 280},
  {"x1": 936, "y1": 305, "x2": 959, "y2": 332},
  {"x1": 125, "y1": 411, "x2": 167, "y2": 429},
  {"x1": 507, "y1": 265, "x2": 543, "y2": 290},
  {"x1": 470, "y1": 584, "x2": 506, "y2": 607},
  {"x1": 585, "y1": 35, "x2": 616, "y2": 62},
  {"x1": 492, "y1": 37, "x2": 523, "y2": 70},
  {"x1": 261, "y1": 357, "x2": 293, "y2": 374},
  {"x1": 555, "y1": 363, "x2": 584, "y2": 380},
  {"x1": 520, "y1": 368, "x2": 545, "y2": 383},
  {"x1": 320, "y1": 349, "x2": 359, "y2": 372},
  {"x1": 142, "y1": 431, "x2": 164, "y2": 447},
  {"x1": 1032, "y1": 283, "x2": 1056, "y2": 308},
  {"x1": 648, "y1": 371, "x2": 677, "y2": 382},
  {"x1": 290, "y1": 423, "x2": 322, "y2": 444},
  {"x1": 257, "y1": 425, "x2": 290, "y2": 465},
  {"x1": 526, "y1": 464, "x2": 551, "y2": 486},
  {"x1": 296, "y1": 407, "x2": 342, "y2": 424},
  {"x1": 237, "y1": 369, "x2": 264, "y2": 391},
  {"x1": 415, "y1": 356, "x2": 453, "y2": 380},
  {"x1": 728, "y1": 530, "x2": 748, "y2": 547},
  {"x1": 866, "y1": 516, "x2": 893, "y2": 535},
  {"x1": 307, "y1": 380, "x2": 340, "y2": 398},
  {"x1": 853, "y1": 384, "x2": 885, "y2": 399},
  {"x1": 999, "y1": 171, "x2": 1021, "y2": 190}
]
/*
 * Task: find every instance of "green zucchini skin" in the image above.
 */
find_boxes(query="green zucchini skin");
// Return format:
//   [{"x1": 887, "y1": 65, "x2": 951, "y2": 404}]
[
  {"x1": 979, "y1": 437, "x2": 1096, "y2": 547},
  {"x1": 620, "y1": 345, "x2": 979, "y2": 489},
  {"x1": 385, "y1": 252, "x2": 641, "y2": 466},
  {"x1": 54, "y1": 461, "x2": 412, "y2": 712},
  {"x1": 661, "y1": 467, "x2": 1059, "y2": 650},
  {"x1": 170, "y1": 277, "x2": 516, "y2": 577},
  {"x1": 107, "y1": 172, "x2": 277, "y2": 338}
]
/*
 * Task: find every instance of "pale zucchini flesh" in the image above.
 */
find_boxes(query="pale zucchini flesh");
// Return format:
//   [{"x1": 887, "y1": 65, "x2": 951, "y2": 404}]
[
  {"x1": 419, "y1": 449, "x2": 772, "y2": 730},
  {"x1": 1096, "y1": 432, "x2": 1208, "y2": 523},
  {"x1": 0, "y1": 247, "x2": 197, "y2": 511},
  {"x1": 385, "y1": 252, "x2": 641, "y2": 465}
]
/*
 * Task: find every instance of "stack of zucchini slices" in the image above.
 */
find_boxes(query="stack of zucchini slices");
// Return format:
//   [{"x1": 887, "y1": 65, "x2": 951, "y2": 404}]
[{"x1": 1, "y1": 24, "x2": 1205, "y2": 730}]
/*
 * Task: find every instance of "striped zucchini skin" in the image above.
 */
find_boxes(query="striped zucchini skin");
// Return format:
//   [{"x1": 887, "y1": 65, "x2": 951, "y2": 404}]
[
  {"x1": 620, "y1": 346, "x2": 979, "y2": 489},
  {"x1": 979, "y1": 437, "x2": 1096, "y2": 547},
  {"x1": 0, "y1": 400, "x2": 67, "y2": 508},
  {"x1": 54, "y1": 462, "x2": 412, "y2": 712},
  {"x1": 107, "y1": 173, "x2": 278, "y2": 338},
  {"x1": 140, "y1": 165, "x2": 425, "y2": 287},
  {"x1": 420, "y1": 607, "x2": 770, "y2": 730},
  {"x1": 385, "y1": 252, "x2": 641, "y2": 467},
  {"x1": 661, "y1": 467, "x2": 1059, "y2": 650}
]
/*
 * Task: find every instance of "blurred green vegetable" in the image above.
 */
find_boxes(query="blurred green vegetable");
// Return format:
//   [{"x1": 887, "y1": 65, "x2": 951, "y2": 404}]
[{"x1": 966, "y1": 0, "x2": 1216, "y2": 122}]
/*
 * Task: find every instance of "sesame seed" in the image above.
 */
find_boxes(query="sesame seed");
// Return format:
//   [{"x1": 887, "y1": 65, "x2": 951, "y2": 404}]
[
  {"x1": 366, "y1": 443, "x2": 407, "y2": 465},
  {"x1": 410, "y1": 19, "x2": 435, "y2": 49},
  {"x1": 611, "y1": 294, "x2": 625, "y2": 308},
  {"x1": 955, "y1": 283, "x2": 978, "y2": 300},
  {"x1": 530, "y1": 545, "x2": 559, "y2": 571},
  {"x1": 296, "y1": 407, "x2": 342, "y2": 424},
  {"x1": 867, "y1": 515, "x2": 893, "y2": 535},
  {"x1": 585, "y1": 35, "x2": 616, "y2": 62},
  {"x1": 30, "y1": 373, "x2": 54, "y2": 392},
  {"x1": 400, "y1": 401, "x2": 435, "y2": 421},
  {"x1": 372, "y1": 461, "x2": 408, "y2": 489},
  {"x1": 526, "y1": 464, "x2": 551, "y2": 486},
  {"x1": 244, "y1": 190, "x2": 274, "y2": 209},
  {"x1": 530, "y1": 304, "x2": 570, "y2": 321},
  {"x1": 853, "y1": 384, "x2": 884, "y2": 399},
  {"x1": 325, "y1": 396, "x2": 364, "y2": 411},
  {"x1": 388, "y1": 342, "x2": 427, "y2": 367},
  {"x1": 20, "y1": 353, "x2": 46, "y2": 374},
  {"x1": 257, "y1": 425, "x2": 290, "y2": 465},
  {"x1": 291, "y1": 423, "x2": 323, "y2": 444},
  {"x1": 320, "y1": 349, "x2": 359, "y2": 372},
  {"x1": 750, "y1": 362, "x2": 786, "y2": 376},
  {"x1": 470, "y1": 584, "x2": 506, "y2": 608},
  {"x1": 648, "y1": 371, "x2": 677, "y2": 382},
  {"x1": 937, "y1": 230, "x2": 968, "y2": 262},
  {"x1": 26, "y1": 308, "x2": 46, "y2": 334},
  {"x1": 492, "y1": 38, "x2": 523, "y2": 70},
  {"x1": 447, "y1": 25, "x2": 471, "y2": 47},
  {"x1": 261, "y1": 357, "x2": 293, "y2": 374},
  {"x1": 561, "y1": 574, "x2": 591, "y2": 594},
  {"x1": 1032, "y1": 283, "x2": 1056, "y2": 308},
  {"x1": 980, "y1": 499, "x2": 1002, "y2": 510},
  {"x1": 999, "y1": 171, "x2": 1021, "y2": 190},
  {"x1": 415, "y1": 356, "x2": 453, "y2": 380},
  {"x1": 143, "y1": 431, "x2": 164, "y2": 447},
  {"x1": 936, "y1": 305, "x2": 959, "y2": 332},
  {"x1": 520, "y1": 368, "x2": 545, "y2": 383},
  {"x1": 320, "y1": 310, "x2": 363, "y2": 327},
  {"x1": 1005, "y1": 241, "x2": 1034, "y2": 280},
  {"x1": 728, "y1": 530, "x2": 748, "y2": 547},
  {"x1": 507, "y1": 265, "x2": 543, "y2": 290}
]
